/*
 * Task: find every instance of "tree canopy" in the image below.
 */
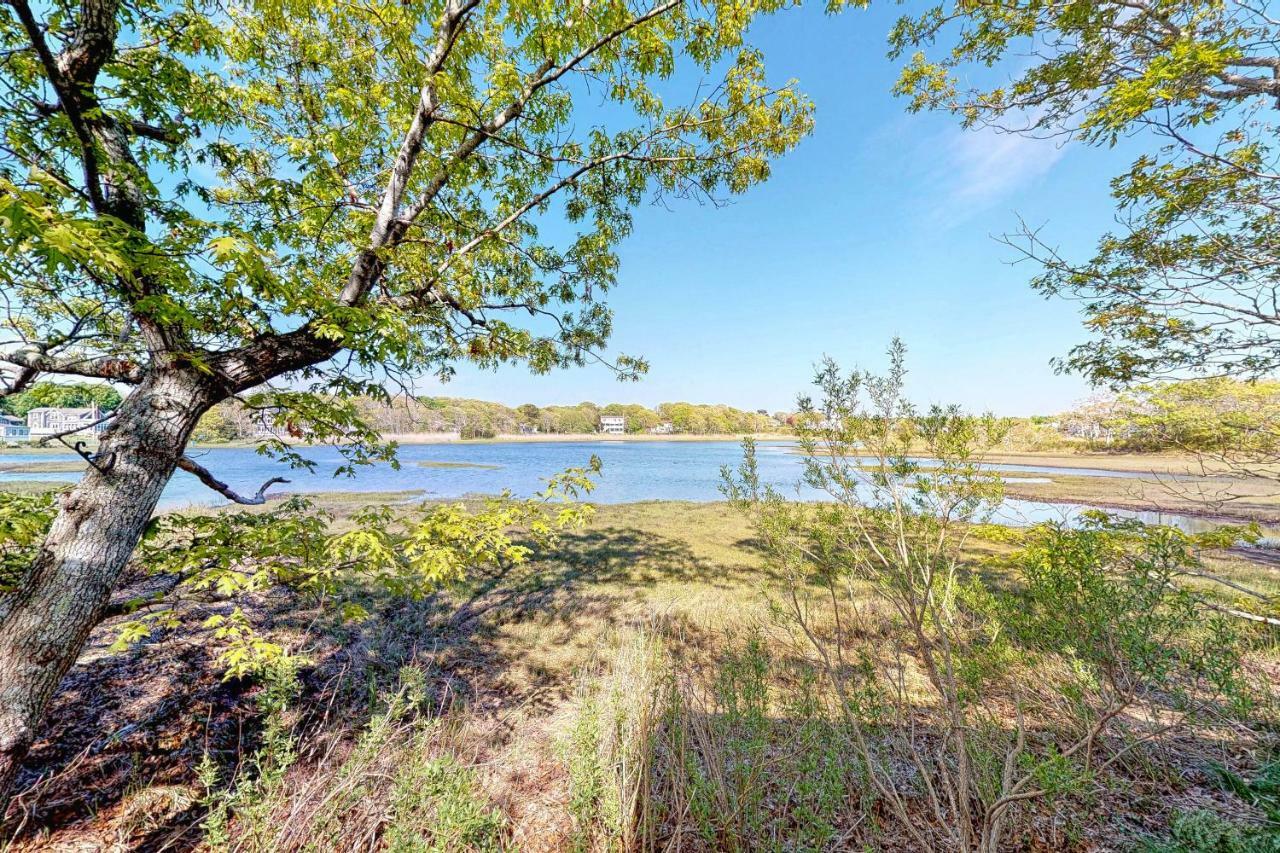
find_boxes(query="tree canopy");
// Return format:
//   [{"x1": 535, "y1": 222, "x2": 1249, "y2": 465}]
[
  {"x1": 192, "y1": 395, "x2": 787, "y2": 440},
  {"x1": 0, "y1": 0, "x2": 818, "y2": 807},
  {"x1": 891, "y1": 0, "x2": 1280, "y2": 385},
  {"x1": 1, "y1": 0, "x2": 813, "y2": 455}
]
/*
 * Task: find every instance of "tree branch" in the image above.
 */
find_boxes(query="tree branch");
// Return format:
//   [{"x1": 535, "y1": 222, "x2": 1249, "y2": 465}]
[
  {"x1": 398, "y1": 0, "x2": 683, "y2": 229},
  {"x1": 209, "y1": 0, "x2": 687, "y2": 389},
  {"x1": 0, "y1": 347, "x2": 143, "y2": 384},
  {"x1": 176, "y1": 456, "x2": 289, "y2": 505},
  {"x1": 31, "y1": 99, "x2": 184, "y2": 145},
  {"x1": 336, "y1": 0, "x2": 481, "y2": 307},
  {"x1": 0, "y1": 364, "x2": 38, "y2": 401},
  {"x1": 6, "y1": 0, "x2": 114, "y2": 211}
]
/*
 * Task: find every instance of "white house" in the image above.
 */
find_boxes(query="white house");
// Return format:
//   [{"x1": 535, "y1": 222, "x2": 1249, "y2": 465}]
[
  {"x1": 27, "y1": 404, "x2": 106, "y2": 438},
  {"x1": 650, "y1": 421, "x2": 674, "y2": 435},
  {"x1": 0, "y1": 415, "x2": 30, "y2": 441},
  {"x1": 253, "y1": 408, "x2": 311, "y2": 440},
  {"x1": 599, "y1": 415, "x2": 625, "y2": 435}
]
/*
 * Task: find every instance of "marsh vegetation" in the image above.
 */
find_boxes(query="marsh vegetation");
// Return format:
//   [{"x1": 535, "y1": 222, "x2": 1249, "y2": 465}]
[{"x1": 3, "y1": 0, "x2": 1280, "y2": 849}]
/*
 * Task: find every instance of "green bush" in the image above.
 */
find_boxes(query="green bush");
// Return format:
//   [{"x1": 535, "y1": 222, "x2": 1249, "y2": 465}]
[{"x1": 1141, "y1": 809, "x2": 1280, "y2": 853}]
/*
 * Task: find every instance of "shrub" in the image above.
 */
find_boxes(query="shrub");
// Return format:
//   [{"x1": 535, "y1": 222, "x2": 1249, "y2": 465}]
[
  {"x1": 565, "y1": 629, "x2": 865, "y2": 851},
  {"x1": 202, "y1": 666, "x2": 505, "y2": 851},
  {"x1": 723, "y1": 342, "x2": 1254, "y2": 851}
]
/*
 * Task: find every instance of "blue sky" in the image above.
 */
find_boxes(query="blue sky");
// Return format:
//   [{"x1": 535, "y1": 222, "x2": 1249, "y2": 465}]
[{"x1": 418, "y1": 3, "x2": 1137, "y2": 416}]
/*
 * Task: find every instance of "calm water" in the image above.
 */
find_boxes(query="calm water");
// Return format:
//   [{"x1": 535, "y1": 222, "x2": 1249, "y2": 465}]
[{"x1": 0, "y1": 440, "x2": 1270, "y2": 540}]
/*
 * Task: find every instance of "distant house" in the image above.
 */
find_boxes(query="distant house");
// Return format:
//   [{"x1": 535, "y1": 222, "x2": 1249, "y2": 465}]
[
  {"x1": 599, "y1": 415, "x2": 626, "y2": 435},
  {"x1": 27, "y1": 405, "x2": 105, "y2": 438},
  {"x1": 650, "y1": 421, "x2": 674, "y2": 435},
  {"x1": 0, "y1": 415, "x2": 29, "y2": 441},
  {"x1": 253, "y1": 413, "x2": 283, "y2": 439},
  {"x1": 253, "y1": 408, "x2": 309, "y2": 440}
]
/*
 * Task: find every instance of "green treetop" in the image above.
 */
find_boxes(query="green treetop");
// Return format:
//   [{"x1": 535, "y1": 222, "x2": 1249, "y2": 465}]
[{"x1": 889, "y1": 0, "x2": 1280, "y2": 384}]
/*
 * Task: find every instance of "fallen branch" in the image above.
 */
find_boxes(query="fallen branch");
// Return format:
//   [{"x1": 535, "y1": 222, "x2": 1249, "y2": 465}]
[
  {"x1": 1201, "y1": 600, "x2": 1280, "y2": 626},
  {"x1": 176, "y1": 456, "x2": 288, "y2": 505}
]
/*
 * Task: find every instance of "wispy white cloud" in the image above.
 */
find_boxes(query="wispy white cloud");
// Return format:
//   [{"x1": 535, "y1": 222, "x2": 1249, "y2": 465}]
[
  {"x1": 948, "y1": 126, "x2": 1068, "y2": 205},
  {"x1": 908, "y1": 122, "x2": 1069, "y2": 228}
]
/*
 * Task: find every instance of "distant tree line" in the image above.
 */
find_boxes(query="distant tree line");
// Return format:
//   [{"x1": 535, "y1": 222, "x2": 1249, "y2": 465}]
[
  {"x1": 0, "y1": 382, "x2": 122, "y2": 418},
  {"x1": 1054, "y1": 378, "x2": 1280, "y2": 454},
  {"x1": 15, "y1": 379, "x2": 1270, "y2": 458},
  {"x1": 191, "y1": 396, "x2": 791, "y2": 442}
]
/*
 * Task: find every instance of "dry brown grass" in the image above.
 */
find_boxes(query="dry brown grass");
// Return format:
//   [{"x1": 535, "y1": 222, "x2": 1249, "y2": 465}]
[{"x1": 4, "y1": 497, "x2": 1277, "y2": 851}]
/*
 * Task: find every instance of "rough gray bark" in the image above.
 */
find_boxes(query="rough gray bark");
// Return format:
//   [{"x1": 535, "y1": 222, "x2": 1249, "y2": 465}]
[
  {"x1": 0, "y1": 368, "x2": 213, "y2": 802},
  {"x1": 0, "y1": 0, "x2": 677, "y2": 819}
]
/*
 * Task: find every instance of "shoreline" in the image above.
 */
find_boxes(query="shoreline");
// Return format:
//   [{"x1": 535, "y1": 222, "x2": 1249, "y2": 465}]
[
  {"x1": 2, "y1": 440, "x2": 1275, "y2": 527},
  {"x1": 0, "y1": 432, "x2": 791, "y2": 454},
  {"x1": 380, "y1": 431, "x2": 795, "y2": 446},
  {"x1": 1004, "y1": 489, "x2": 1280, "y2": 527},
  {"x1": 4, "y1": 479, "x2": 1273, "y2": 528},
  {"x1": 0, "y1": 434, "x2": 1264, "y2": 478}
]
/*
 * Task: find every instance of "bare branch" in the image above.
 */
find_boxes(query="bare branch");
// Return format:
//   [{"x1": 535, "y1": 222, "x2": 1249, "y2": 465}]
[
  {"x1": 31, "y1": 99, "x2": 184, "y2": 144},
  {"x1": 176, "y1": 455, "x2": 289, "y2": 505}
]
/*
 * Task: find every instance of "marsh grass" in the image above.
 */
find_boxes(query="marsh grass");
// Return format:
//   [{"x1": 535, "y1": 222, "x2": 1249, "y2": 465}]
[
  {"x1": 0, "y1": 480, "x2": 66, "y2": 494},
  {"x1": 563, "y1": 628, "x2": 865, "y2": 852},
  {"x1": 0, "y1": 460, "x2": 87, "y2": 474},
  {"x1": 561, "y1": 616, "x2": 1279, "y2": 852},
  {"x1": 7, "y1": 497, "x2": 1278, "y2": 851},
  {"x1": 201, "y1": 665, "x2": 506, "y2": 852}
]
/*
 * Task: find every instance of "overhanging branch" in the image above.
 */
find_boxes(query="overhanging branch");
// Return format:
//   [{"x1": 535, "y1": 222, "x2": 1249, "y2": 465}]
[
  {"x1": 176, "y1": 456, "x2": 289, "y2": 505},
  {"x1": 0, "y1": 348, "x2": 144, "y2": 383},
  {"x1": 7, "y1": 0, "x2": 110, "y2": 211}
]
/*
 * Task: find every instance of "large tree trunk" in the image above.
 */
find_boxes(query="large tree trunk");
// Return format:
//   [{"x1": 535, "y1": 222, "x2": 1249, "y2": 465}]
[{"x1": 0, "y1": 367, "x2": 212, "y2": 809}]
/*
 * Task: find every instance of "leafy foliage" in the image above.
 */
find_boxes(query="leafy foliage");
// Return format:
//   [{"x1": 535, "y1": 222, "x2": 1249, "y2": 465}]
[
  {"x1": 0, "y1": 0, "x2": 816, "y2": 464},
  {"x1": 889, "y1": 1, "x2": 1280, "y2": 384},
  {"x1": 1104, "y1": 378, "x2": 1280, "y2": 455},
  {"x1": 1011, "y1": 514, "x2": 1250, "y2": 721},
  {"x1": 103, "y1": 457, "x2": 599, "y2": 678},
  {"x1": 1142, "y1": 808, "x2": 1280, "y2": 853},
  {"x1": 0, "y1": 382, "x2": 121, "y2": 417},
  {"x1": 723, "y1": 342, "x2": 1254, "y2": 850},
  {"x1": 0, "y1": 490, "x2": 59, "y2": 590}
]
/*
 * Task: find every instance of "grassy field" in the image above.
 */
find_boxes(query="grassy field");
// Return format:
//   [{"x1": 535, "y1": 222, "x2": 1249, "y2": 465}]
[{"x1": 6, "y1": 494, "x2": 1277, "y2": 851}]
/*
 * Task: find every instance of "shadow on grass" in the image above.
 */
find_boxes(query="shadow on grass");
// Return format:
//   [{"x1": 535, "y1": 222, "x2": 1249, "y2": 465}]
[{"x1": 2, "y1": 518, "x2": 767, "y2": 850}]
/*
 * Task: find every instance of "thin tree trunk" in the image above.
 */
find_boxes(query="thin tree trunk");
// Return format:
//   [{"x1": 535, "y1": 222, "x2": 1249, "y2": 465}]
[{"x1": 0, "y1": 368, "x2": 211, "y2": 809}]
